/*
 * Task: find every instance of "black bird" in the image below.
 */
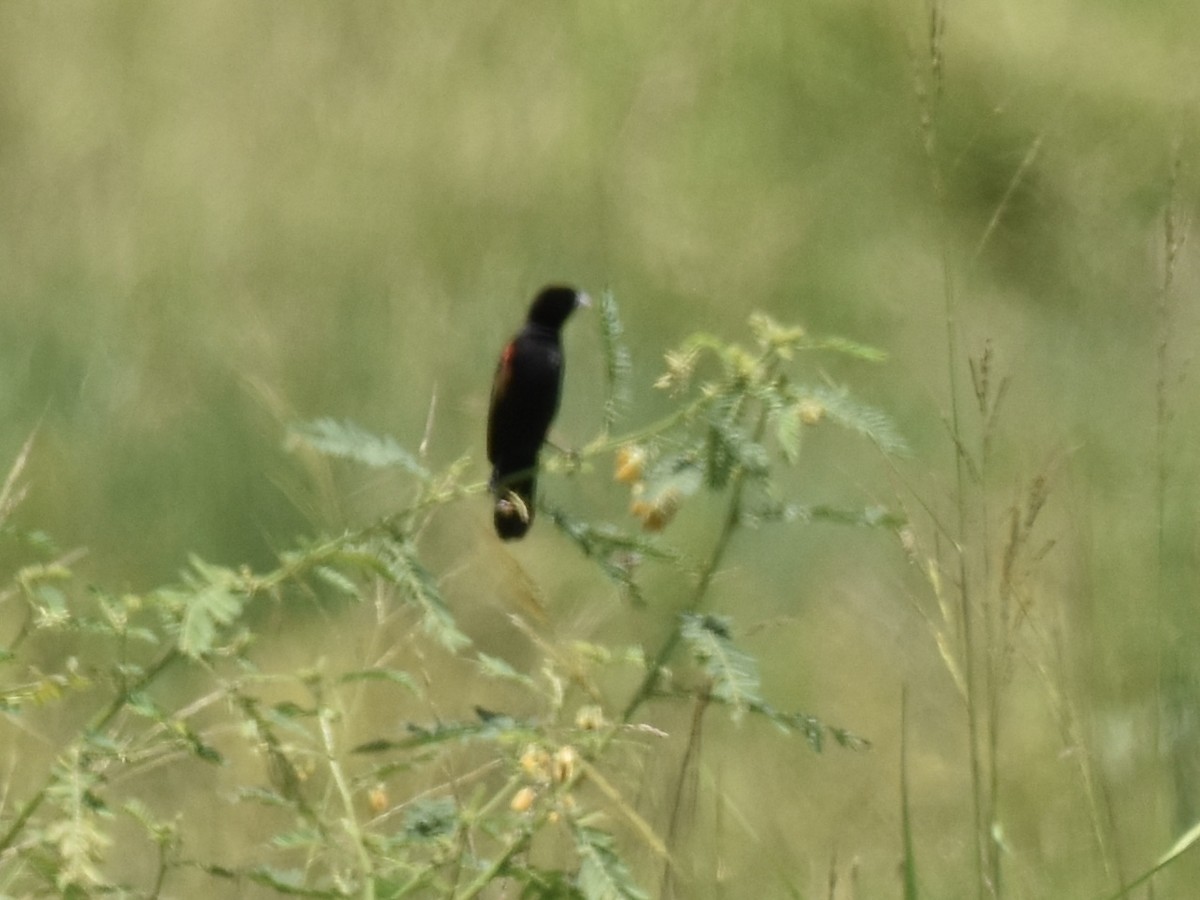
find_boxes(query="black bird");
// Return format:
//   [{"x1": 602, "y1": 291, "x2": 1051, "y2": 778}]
[{"x1": 487, "y1": 285, "x2": 588, "y2": 539}]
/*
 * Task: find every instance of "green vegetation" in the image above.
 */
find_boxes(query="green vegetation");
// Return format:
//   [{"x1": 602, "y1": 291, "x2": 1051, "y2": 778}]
[
  {"x1": 1, "y1": 1, "x2": 1199, "y2": 896},
  {"x1": 0, "y1": 309, "x2": 893, "y2": 897}
]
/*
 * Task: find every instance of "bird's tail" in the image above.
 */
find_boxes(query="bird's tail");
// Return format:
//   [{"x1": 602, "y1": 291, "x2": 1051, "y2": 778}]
[{"x1": 492, "y1": 471, "x2": 536, "y2": 540}]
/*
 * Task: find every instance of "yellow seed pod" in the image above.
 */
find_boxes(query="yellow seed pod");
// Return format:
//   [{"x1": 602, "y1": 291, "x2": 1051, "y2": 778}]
[
  {"x1": 510, "y1": 786, "x2": 537, "y2": 813},
  {"x1": 632, "y1": 486, "x2": 682, "y2": 532},
  {"x1": 798, "y1": 398, "x2": 825, "y2": 425},
  {"x1": 614, "y1": 445, "x2": 646, "y2": 484},
  {"x1": 553, "y1": 745, "x2": 579, "y2": 784},
  {"x1": 367, "y1": 784, "x2": 389, "y2": 814}
]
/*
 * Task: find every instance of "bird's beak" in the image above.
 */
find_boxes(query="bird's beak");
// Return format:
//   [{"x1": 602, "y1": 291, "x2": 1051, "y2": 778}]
[{"x1": 576, "y1": 291, "x2": 592, "y2": 309}]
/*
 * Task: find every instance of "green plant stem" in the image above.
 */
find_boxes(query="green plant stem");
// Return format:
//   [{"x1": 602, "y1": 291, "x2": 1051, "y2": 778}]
[
  {"x1": 660, "y1": 687, "x2": 709, "y2": 897},
  {"x1": 454, "y1": 828, "x2": 532, "y2": 900},
  {"x1": 319, "y1": 708, "x2": 375, "y2": 900},
  {"x1": 949, "y1": 254, "x2": 991, "y2": 900},
  {"x1": 150, "y1": 839, "x2": 170, "y2": 899},
  {"x1": 621, "y1": 401, "x2": 770, "y2": 723},
  {"x1": 912, "y1": 6, "x2": 991, "y2": 894},
  {"x1": 1096, "y1": 819, "x2": 1200, "y2": 900},
  {"x1": 581, "y1": 397, "x2": 709, "y2": 459},
  {"x1": 900, "y1": 686, "x2": 919, "y2": 900}
]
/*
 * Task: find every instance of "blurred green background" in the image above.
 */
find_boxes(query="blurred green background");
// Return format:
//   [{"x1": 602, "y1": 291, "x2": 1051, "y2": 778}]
[{"x1": 2, "y1": 0, "x2": 1200, "y2": 895}]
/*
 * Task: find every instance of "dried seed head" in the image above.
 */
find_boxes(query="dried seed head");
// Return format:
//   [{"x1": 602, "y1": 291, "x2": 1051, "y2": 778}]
[
  {"x1": 575, "y1": 704, "x2": 606, "y2": 731},
  {"x1": 520, "y1": 744, "x2": 552, "y2": 783}
]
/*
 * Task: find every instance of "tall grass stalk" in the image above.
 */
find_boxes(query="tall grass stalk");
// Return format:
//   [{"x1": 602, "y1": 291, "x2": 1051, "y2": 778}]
[
  {"x1": 912, "y1": 2, "x2": 992, "y2": 894},
  {"x1": 1154, "y1": 147, "x2": 1192, "y2": 846},
  {"x1": 900, "y1": 687, "x2": 920, "y2": 900}
]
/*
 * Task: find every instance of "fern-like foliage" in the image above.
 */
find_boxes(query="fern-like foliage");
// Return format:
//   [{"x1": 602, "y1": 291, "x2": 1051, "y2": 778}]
[
  {"x1": 544, "y1": 504, "x2": 679, "y2": 605},
  {"x1": 158, "y1": 556, "x2": 249, "y2": 659},
  {"x1": 807, "y1": 383, "x2": 911, "y2": 457},
  {"x1": 680, "y1": 613, "x2": 763, "y2": 721},
  {"x1": 610, "y1": 312, "x2": 905, "y2": 539},
  {"x1": 365, "y1": 535, "x2": 470, "y2": 652},
  {"x1": 287, "y1": 418, "x2": 430, "y2": 478},
  {"x1": 574, "y1": 825, "x2": 651, "y2": 900},
  {"x1": 41, "y1": 749, "x2": 112, "y2": 894},
  {"x1": 677, "y1": 614, "x2": 867, "y2": 750}
]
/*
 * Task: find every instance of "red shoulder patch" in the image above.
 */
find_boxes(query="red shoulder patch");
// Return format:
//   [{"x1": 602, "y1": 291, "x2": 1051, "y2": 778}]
[{"x1": 492, "y1": 341, "x2": 516, "y2": 399}]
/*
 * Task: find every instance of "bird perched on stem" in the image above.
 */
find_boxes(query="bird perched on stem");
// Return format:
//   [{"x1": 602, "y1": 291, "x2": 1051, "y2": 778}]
[{"x1": 487, "y1": 285, "x2": 588, "y2": 539}]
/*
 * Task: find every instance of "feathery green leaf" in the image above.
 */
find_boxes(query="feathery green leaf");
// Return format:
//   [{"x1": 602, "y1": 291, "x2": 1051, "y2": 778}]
[
  {"x1": 375, "y1": 538, "x2": 470, "y2": 652},
  {"x1": 574, "y1": 826, "x2": 650, "y2": 900},
  {"x1": 808, "y1": 384, "x2": 910, "y2": 457},
  {"x1": 680, "y1": 614, "x2": 763, "y2": 720},
  {"x1": 288, "y1": 418, "x2": 430, "y2": 478},
  {"x1": 811, "y1": 335, "x2": 889, "y2": 362}
]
